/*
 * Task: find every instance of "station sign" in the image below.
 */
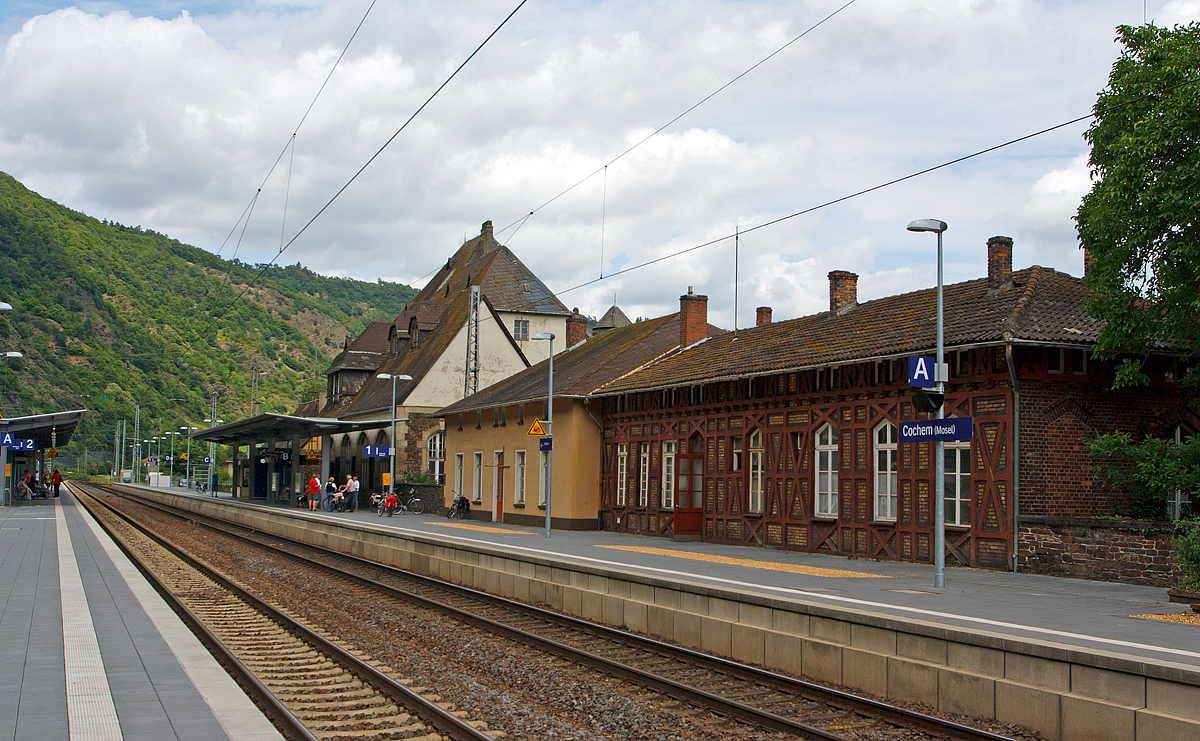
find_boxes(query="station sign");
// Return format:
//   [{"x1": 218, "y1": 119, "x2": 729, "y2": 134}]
[
  {"x1": 899, "y1": 417, "x2": 974, "y2": 443},
  {"x1": 907, "y1": 356, "x2": 945, "y2": 387},
  {"x1": 0, "y1": 433, "x2": 34, "y2": 451},
  {"x1": 364, "y1": 445, "x2": 391, "y2": 458},
  {"x1": 539, "y1": 437, "x2": 553, "y2": 452}
]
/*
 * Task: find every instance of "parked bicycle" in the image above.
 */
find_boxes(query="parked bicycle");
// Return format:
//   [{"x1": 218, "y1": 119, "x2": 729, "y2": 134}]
[
  {"x1": 378, "y1": 486, "x2": 424, "y2": 516},
  {"x1": 446, "y1": 493, "x2": 470, "y2": 519}
]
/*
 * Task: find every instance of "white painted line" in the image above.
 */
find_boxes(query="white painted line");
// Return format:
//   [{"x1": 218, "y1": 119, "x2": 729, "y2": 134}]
[
  {"x1": 57, "y1": 497, "x2": 123, "y2": 741},
  {"x1": 71, "y1": 491, "x2": 285, "y2": 741},
  {"x1": 387, "y1": 524, "x2": 1200, "y2": 664}
]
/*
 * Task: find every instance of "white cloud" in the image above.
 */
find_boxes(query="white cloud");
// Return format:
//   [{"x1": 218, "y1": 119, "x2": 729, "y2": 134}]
[{"x1": 3, "y1": 0, "x2": 1199, "y2": 327}]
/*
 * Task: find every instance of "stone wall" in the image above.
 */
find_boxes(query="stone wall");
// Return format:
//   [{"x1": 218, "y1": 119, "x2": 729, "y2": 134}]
[{"x1": 1018, "y1": 515, "x2": 1182, "y2": 586}]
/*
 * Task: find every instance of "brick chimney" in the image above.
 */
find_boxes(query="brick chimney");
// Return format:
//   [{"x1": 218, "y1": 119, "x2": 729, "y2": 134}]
[
  {"x1": 680, "y1": 287, "x2": 708, "y2": 348},
  {"x1": 988, "y1": 236, "x2": 1013, "y2": 289},
  {"x1": 828, "y1": 271, "x2": 858, "y2": 312},
  {"x1": 481, "y1": 220, "x2": 496, "y2": 252},
  {"x1": 1082, "y1": 246, "x2": 1096, "y2": 279},
  {"x1": 756, "y1": 306, "x2": 772, "y2": 326},
  {"x1": 566, "y1": 308, "x2": 588, "y2": 347}
]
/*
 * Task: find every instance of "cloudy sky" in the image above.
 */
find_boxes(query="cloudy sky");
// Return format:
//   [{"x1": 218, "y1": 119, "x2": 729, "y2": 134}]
[{"x1": 3, "y1": 0, "x2": 1198, "y2": 328}]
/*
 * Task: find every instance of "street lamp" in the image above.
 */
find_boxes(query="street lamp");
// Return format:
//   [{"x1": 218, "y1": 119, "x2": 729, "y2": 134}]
[
  {"x1": 907, "y1": 218, "x2": 948, "y2": 589},
  {"x1": 1, "y1": 351, "x2": 22, "y2": 397},
  {"x1": 182, "y1": 426, "x2": 198, "y2": 489},
  {"x1": 531, "y1": 333, "x2": 555, "y2": 538},
  {"x1": 376, "y1": 374, "x2": 413, "y2": 494},
  {"x1": 204, "y1": 418, "x2": 223, "y2": 495}
]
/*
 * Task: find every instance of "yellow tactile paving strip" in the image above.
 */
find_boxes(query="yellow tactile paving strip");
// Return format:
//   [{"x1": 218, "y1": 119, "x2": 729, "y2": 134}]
[
  {"x1": 432, "y1": 522, "x2": 530, "y2": 534},
  {"x1": 597, "y1": 545, "x2": 891, "y2": 578}
]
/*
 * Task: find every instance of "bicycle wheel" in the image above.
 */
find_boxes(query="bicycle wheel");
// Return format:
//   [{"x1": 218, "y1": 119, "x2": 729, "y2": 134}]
[{"x1": 408, "y1": 498, "x2": 425, "y2": 515}]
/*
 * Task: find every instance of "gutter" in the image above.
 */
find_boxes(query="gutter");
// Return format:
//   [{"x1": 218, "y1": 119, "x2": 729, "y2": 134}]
[{"x1": 1005, "y1": 340, "x2": 1020, "y2": 573}]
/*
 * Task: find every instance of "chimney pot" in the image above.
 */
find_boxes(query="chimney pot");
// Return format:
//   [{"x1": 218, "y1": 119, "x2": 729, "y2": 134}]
[
  {"x1": 988, "y1": 236, "x2": 1013, "y2": 289},
  {"x1": 756, "y1": 306, "x2": 772, "y2": 326},
  {"x1": 566, "y1": 307, "x2": 588, "y2": 347},
  {"x1": 680, "y1": 290, "x2": 709, "y2": 348},
  {"x1": 828, "y1": 271, "x2": 859, "y2": 312},
  {"x1": 481, "y1": 220, "x2": 495, "y2": 252}
]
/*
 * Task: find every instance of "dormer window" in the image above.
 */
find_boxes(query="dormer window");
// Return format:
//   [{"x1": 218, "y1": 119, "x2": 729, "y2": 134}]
[{"x1": 409, "y1": 317, "x2": 419, "y2": 348}]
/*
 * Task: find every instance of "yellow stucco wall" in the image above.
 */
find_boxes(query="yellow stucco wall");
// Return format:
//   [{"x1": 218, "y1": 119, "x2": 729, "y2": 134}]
[{"x1": 442, "y1": 399, "x2": 603, "y2": 528}]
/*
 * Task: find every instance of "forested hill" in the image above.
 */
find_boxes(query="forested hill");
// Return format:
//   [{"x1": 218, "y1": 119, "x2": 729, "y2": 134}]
[{"x1": 0, "y1": 171, "x2": 415, "y2": 454}]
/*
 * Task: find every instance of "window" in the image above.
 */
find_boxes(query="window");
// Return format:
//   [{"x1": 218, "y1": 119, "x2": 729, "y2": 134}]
[
  {"x1": 454, "y1": 453, "x2": 464, "y2": 498},
  {"x1": 662, "y1": 441, "x2": 676, "y2": 509},
  {"x1": 944, "y1": 441, "x2": 971, "y2": 526},
  {"x1": 515, "y1": 450, "x2": 527, "y2": 505},
  {"x1": 815, "y1": 424, "x2": 839, "y2": 517},
  {"x1": 427, "y1": 432, "x2": 445, "y2": 484},
  {"x1": 472, "y1": 451, "x2": 483, "y2": 503},
  {"x1": 616, "y1": 443, "x2": 627, "y2": 506},
  {"x1": 1049, "y1": 348, "x2": 1088, "y2": 375},
  {"x1": 748, "y1": 429, "x2": 764, "y2": 513},
  {"x1": 730, "y1": 436, "x2": 742, "y2": 472},
  {"x1": 513, "y1": 319, "x2": 529, "y2": 341},
  {"x1": 1169, "y1": 425, "x2": 1194, "y2": 521},
  {"x1": 638, "y1": 442, "x2": 650, "y2": 507},
  {"x1": 538, "y1": 451, "x2": 548, "y2": 506},
  {"x1": 874, "y1": 423, "x2": 898, "y2": 520}
]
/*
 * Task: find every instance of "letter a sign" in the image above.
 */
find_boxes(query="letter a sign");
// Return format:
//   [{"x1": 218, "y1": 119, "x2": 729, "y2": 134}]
[
  {"x1": 527, "y1": 419, "x2": 547, "y2": 436},
  {"x1": 908, "y1": 356, "x2": 936, "y2": 388}
]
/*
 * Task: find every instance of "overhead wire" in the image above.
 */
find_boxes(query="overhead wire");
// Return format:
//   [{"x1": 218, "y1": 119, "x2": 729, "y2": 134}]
[{"x1": 554, "y1": 73, "x2": 1200, "y2": 297}]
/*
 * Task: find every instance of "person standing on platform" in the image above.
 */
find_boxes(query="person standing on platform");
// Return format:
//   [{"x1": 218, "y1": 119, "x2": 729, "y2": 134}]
[
  {"x1": 350, "y1": 475, "x2": 360, "y2": 512},
  {"x1": 324, "y1": 477, "x2": 338, "y2": 511},
  {"x1": 51, "y1": 469, "x2": 62, "y2": 498},
  {"x1": 308, "y1": 474, "x2": 321, "y2": 511}
]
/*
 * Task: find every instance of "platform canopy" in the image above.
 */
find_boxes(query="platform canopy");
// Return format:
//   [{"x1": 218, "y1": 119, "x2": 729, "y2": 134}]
[
  {"x1": 189, "y1": 413, "x2": 391, "y2": 446},
  {"x1": 0, "y1": 409, "x2": 86, "y2": 449}
]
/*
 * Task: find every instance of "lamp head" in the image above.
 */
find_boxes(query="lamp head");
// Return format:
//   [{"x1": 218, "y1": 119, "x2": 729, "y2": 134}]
[
  {"x1": 907, "y1": 219, "x2": 948, "y2": 234},
  {"x1": 531, "y1": 333, "x2": 555, "y2": 341},
  {"x1": 3, "y1": 351, "x2": 22, "y2": 358}
]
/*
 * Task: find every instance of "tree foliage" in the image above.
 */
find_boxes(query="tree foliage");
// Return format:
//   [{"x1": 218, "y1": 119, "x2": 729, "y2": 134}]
[
  {"x1": 1076, "y1": 23, "x2": 1200, "y2": 391},
  {"x1": 1086, "y1": 430, "x2": 1200, "y2": 519}
]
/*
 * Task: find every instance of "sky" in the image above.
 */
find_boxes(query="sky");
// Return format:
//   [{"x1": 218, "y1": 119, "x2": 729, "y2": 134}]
[{"x1": 3, "y1": 0, "x2": 1199, "y2": 329}]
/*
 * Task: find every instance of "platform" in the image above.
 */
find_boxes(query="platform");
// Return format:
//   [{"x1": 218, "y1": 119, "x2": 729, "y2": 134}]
[{"x1": 0, "y1": 490, "x2": 282, "y2": 741}]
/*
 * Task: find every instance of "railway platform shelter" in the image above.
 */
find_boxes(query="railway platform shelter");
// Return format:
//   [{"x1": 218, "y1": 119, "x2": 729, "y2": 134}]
[
  {"x1": 190, "y1": 413, "x2": 392, "y2": 505},
  {"x1": 0, "y1": 409, "x2": 85, "y2": 506}
]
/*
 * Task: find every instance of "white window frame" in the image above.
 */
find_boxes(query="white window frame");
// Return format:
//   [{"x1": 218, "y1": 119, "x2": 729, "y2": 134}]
[
  {"x1": 661, "y1": 441, "x2": 676, "y2": 509},
  {"x1": 874, "y1": 422, "x2": 898, "y2": 521},
  {"x1": 513, "y1": 318, "x2": 530, "y2": 341},
  {"x1": 454, "y1": 453, "x2": 464, "y2": 498},
  {"x1": 730, "y1": 436, "x2": 742, "y2": 472},
  {"x1": 515, "y1": 449, "x2": 526, "y2": 505},
  {"x1": 944, "y1": 440, "x2": 971, "y2": 526},
  {"x1": 472, "y1": 451, "x2": 483, "y2": 503},
  {"x1": 427, "y1": 431, "x2": 445, "y2": 483},
  {"x1": 616, "y1": 443, "x2": 627, "y2": 506},
  {"x1": 748, "y1": 429, "x2": 764, "y2": 514},
  {"x1": 1169, "y1": 425, "x2": 1193, "y2": 521},
  {"x1": 815, "y1": 424, "x2": 839, "y2": 517},
  {"x1": 538, "y1": 451, "x2": 548, "y2": 506},
  {"x1": 638, "y1": 442, "x2": 650, "y2": 508}
]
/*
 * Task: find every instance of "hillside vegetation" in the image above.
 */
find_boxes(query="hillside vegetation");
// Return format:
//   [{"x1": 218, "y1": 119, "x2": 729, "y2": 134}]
[{"x1": 0, "y1": 171, "x2": 414, "y2": 458}]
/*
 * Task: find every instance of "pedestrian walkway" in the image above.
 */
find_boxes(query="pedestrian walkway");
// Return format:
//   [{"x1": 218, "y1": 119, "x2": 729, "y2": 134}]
[{"x1": 0, "y1": 491, "x2": 282, "y2": 741}]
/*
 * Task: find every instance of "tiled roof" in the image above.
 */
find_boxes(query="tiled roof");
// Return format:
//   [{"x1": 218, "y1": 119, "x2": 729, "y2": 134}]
[
  {"x1": 438, "y1": 314, "x2": 689, "y2": 415},
  {"x1": 595, "y1": 305, "x2": 631, "y2": 331},
  {"x1": 598, "y1": 266, "x2": 1100, "y2": 394},
  {"x1": 412, "y1": 232, "x2": 568, "y2": 317}
]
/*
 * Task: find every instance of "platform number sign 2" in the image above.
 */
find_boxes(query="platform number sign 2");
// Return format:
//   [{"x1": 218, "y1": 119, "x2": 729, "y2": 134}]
[{"x1": 1, "y1": 433, "x2": 34, "y2": 451}]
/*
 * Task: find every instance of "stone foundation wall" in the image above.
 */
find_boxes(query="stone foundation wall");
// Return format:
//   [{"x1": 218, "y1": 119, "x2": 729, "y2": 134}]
[{"x1": 1018, "y1": 516, "x2": 1182, "y2": 586}]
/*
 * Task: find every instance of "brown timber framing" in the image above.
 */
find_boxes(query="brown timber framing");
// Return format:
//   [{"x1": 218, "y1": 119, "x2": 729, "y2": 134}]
[{"x1": 599, "y1": 346, "x2": 1015, "y2": 570}]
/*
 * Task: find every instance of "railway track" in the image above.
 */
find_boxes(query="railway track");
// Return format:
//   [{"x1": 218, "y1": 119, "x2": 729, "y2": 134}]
[{"x1": 71, "y1": 482, "x2": 495, "y2": 741}]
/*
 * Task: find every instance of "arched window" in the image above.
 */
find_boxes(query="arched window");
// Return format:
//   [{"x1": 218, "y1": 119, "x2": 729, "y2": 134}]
[
  {"x1": 874, "y1": 422, "x2": 898, "y2": 520},
  {"x1": 748, "y1": 429, "x2": 764, "y2": 513},
  {"x1": 815, "y1": 424, "x2": 838, "y2": 517},
  {"x1": 427, "y1": 431, "x2": 445, "y2": 484}
]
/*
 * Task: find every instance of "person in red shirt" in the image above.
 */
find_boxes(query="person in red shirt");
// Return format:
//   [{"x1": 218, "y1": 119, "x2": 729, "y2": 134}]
[
  {"x1": 307, "y1": 475, "x2": 321, "y2": 511},
  {"x1": 51, "y1": 469, "x2": 62, "y2": 498}
]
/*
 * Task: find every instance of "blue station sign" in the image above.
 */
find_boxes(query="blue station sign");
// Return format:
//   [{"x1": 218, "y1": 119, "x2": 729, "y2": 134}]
[
  {"x1": 0, "y1": 433, "x2": 34, "y2": 451},
  {"x1": 364, "y1": 445, "x2": 391, "y2": 458},
  {"x1": 908, "y1": 356, "x2": 936, "y2": 387},
  {"x1": 899, "y1": 417, "x2": 974, "y2": 443},
  {"x1": 539, "y1": 437, "x2": 553, "y2": 452}
]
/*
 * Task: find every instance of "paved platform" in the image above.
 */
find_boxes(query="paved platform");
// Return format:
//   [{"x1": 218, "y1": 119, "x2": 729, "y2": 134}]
[
  {"x1": 219, "y1": 491, "x2": 1200, "y2": 673},
  {"x1": 0, "y1": 489, "x2": 282, "y2": 741}
]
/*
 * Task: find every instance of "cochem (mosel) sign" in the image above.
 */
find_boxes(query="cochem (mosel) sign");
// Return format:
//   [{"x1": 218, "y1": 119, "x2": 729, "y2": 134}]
[{"x1": 899, "y1": 417, "x2": 973, "y2": 443}]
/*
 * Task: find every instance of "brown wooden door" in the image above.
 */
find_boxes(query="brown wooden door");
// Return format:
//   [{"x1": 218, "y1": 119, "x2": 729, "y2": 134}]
[{"x1": 674, "y1": 448, "x2": 704, "y2": 537}]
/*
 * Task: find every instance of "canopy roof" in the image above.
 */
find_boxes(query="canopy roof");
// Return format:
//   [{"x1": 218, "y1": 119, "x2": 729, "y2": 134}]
[
  {"x1": 0, "y1": 409, "x2": 86, "y2": 450},
  {"x1": 190, "y1": 413, "x2": 391, "y2": 446}
]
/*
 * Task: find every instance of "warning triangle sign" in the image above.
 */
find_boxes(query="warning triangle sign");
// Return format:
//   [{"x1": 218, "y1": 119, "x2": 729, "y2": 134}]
[{"x1": 527, "y1": 419, "x2": 547, "y2": 436}]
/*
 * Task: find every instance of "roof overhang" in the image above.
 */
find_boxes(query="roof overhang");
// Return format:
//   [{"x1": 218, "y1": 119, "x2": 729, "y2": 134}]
[
  {"x1": 190, "y1": 413, "x2": 393, "y2": 446},
  {"x1": 0, "y1": 409, "x2": 86, "y2": 449}
]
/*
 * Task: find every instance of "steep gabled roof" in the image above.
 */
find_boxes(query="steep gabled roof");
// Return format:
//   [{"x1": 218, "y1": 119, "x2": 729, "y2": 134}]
[
  {"x1": 598, "y1": 266, "x2": 1100, "y2": 395},
  {"x1": 324, "y1": 320, "x2": 393, "y2": 373},
  {"x1": 437, "y1": 314, "x2": 723, "y2": 416},
  {"x1": 595, "y1": 304, "x2": 632, "y2": 331}
]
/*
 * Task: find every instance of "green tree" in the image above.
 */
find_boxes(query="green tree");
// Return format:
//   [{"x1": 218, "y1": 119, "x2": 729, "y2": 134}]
[{"x1": 1076, "y1": 23, "x2": 1200, "y2": 390}]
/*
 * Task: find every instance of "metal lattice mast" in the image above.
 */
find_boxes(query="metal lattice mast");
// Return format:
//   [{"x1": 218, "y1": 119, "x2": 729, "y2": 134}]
[{"x1": 464, "y1": 285, "x2": 480, "y2": 398}]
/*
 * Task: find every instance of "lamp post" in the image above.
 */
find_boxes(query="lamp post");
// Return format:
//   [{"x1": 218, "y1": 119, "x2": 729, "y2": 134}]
[
  {"x1": 204, "y1": 418, "x2": 223, "y2": 495},
  {"x1": 182, "y1": 426, "x2": 198, "y2": 489},
  {"x1": 907, "y1": 218, "x2": 948, "y2": 588},
  {"x1": 531, "y1": 333, "x2": 555, "y2": 538},
  {"x1": 376, "y1": 374, "x2": 413, "y2": 494}
]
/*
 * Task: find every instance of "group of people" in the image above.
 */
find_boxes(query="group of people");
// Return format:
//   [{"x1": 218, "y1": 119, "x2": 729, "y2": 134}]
[
  {"x1": 16, "y1": 469, "x2": 62, "y2": 499},
  {"x1": 305, "y1": 473, "x2": 360, "y2": 512}
]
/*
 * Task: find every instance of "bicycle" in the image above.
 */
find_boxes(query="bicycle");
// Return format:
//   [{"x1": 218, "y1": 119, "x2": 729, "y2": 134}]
[
  {"x1": 196, "y1": 480, "x2": 208, "y2": 496},
  {"x1": 446, "y1": 493, "x2": 470, "y2": 519},
  {"x1": 379, "y1": 486, "x2": 424, "y2": 516}
]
